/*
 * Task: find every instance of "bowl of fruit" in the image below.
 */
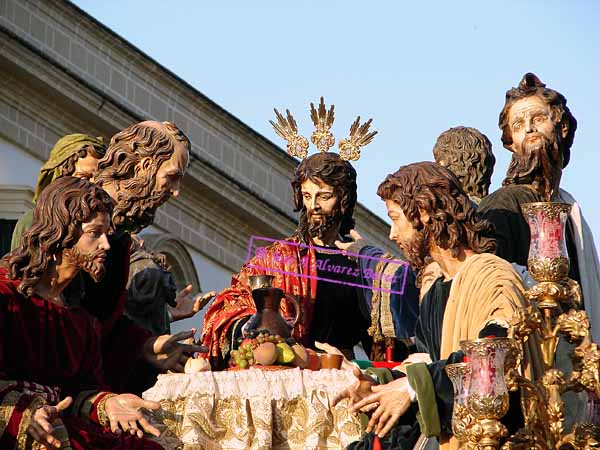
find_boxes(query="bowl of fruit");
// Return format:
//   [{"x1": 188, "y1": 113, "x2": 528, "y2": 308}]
[{"x1": 228, "y1": 330, "x2": 320, "y2": 371}]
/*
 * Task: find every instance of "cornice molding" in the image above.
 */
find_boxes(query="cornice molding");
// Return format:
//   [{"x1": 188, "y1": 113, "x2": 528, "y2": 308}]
[{"x1": 0, "y1": 185, "x2": 34, "y2": 220}]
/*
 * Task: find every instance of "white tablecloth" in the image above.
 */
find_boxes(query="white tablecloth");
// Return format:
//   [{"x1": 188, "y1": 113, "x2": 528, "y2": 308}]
[{"x1": 143, "y1": 368, "x2": 363, "y2": 450}]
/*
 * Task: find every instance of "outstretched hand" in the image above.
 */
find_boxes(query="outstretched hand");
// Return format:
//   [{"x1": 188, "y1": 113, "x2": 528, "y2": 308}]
[
  {"x1": 331, "y1": 364, "x2": 377, "y2": 409},
  {"x1": 27, "y1": 396, "x2": 72, "y2": 449},
  {"x1": 334, "y1": 229, "x2": 364, "y2": 252},
  {"x1": 143, "y1": 329, "x2": 207, "y2": 372},
  {"x1": 169, "y1": 285, "x2": 216, "y2": 322},
  {"x1": 105, "y1": 393, "x2": 161, "y2": 438}
]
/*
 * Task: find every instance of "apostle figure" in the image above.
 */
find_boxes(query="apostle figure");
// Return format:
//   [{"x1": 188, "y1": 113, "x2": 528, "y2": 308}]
[
  {"x1": 0, "y1": 176, "x2": 165, "y2": 450},
  {"x1": 478, "y1": 73, "x2": 600, "y2": 342},
  {"x1": 10, "y1": 133, "x2": 106, "y2": 250},
  {"x1": 201, "y1": 151, "x2": 419, "y2": 367},
  {"x1": 336, "y1": 162, "x2": 542, "y2": 450},
  {"x1": 432, "y1": 125, "x2": 495, "y2": 205},
  {"x1": 78, "y1": 120, "x2": 204, "y2": 393}
]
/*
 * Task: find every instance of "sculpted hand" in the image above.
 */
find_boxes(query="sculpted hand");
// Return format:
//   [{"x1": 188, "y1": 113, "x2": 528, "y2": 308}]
[
  {"x1": 331, "y1": 364, "x2": 377, "y2": 409},
  {"x1": 105, "y1": 393, "x2": 161, "y2": 438},
  {"x1": 143, "y1": 329, "x2": 207, "y2": 372},
  {"x1": 169, "y1": 284, "x2": 216, "y2": 322},
  {"x1": 334, "y1": 229, "x2": 364, "y2": 252},
  {"x1": 27, "y1": 396, "x2": 72, "y2": 449},
  {"x1": 351, "y1": 377, "x2": 412, "y2": 437}
]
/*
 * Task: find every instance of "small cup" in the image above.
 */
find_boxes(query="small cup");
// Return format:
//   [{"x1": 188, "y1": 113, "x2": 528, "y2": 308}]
[{"x1": 319, "y1": 353, "x2": 343, "y2": 370}]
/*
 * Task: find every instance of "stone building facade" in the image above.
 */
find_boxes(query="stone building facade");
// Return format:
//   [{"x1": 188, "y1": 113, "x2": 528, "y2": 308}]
[{"x1": 0, "y1": 0, "x2": 397, "y2": 332}]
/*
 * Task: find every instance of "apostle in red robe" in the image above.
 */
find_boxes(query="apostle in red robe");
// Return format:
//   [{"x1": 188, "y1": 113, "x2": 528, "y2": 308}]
[{"x1": 0, "y1": 177, "x2": 165, "y2": 450}]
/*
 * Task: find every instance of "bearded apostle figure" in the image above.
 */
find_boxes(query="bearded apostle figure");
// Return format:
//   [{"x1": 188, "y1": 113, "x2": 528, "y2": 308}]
[
  {"x1": 0, "y1": 176, "x2": 166, "y2": 450},
  {"x1": 478, "y1": 73, "x2": 600, "y2": 342},
  {"x1": 335, "y1": 162, "x2": 542, "y2": 450},
  {"x1": 76, "y1": 121, "x2": 206, "y2": 394}
]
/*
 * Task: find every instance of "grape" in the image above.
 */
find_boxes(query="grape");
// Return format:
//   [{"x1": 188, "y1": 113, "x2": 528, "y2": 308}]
[
  {"x1": 239, "y1": 359, "x2": 248, "y2": 369},
  {"x1": 248, "y1": 358, "x2": 255, "y2": 366},
  {"x1": 257, "y1": 336, "x2": 264, "y2": 344},
  {"x1": 246, "y1": 351, "x2": 254, "y2": 359}
]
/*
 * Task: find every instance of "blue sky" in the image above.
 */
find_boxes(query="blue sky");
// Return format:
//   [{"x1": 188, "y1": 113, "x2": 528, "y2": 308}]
[{"x1": 73, "y1": 1, "x2": 600, "y2": 241}]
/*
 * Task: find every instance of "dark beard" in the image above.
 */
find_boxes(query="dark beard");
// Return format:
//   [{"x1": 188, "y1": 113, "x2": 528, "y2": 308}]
[
  {"x1": 308, "y1": 209, "x2": 341, "y2": 239},
  {"x1": 112, "y1": 189, "x2": 168, "y2": 235},
  {"x1": 402, "y1": 227, "x2": 431, "y2": 273},
  {"x1": 64, "y1": 247, "x2": 107, "y2": 282},
  {"x1": 503, "y1": 133, "x2": 562, "y2": 200}
]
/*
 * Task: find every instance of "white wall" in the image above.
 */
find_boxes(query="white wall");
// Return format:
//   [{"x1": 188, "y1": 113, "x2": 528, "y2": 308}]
[{"x1": 0, "y1": 137, "x2": 42, "y2": 188}]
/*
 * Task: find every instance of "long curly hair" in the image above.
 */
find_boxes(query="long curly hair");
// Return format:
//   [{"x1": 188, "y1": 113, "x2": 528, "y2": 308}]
[
  {"x1": 499, "y1": 73, "x2": 577, "y2": 168},
  {"x1": 2, "y1": 177, "x2": 114, "y2": 297},
  {"x1": 291, "y1": 152, "x2": 357, "y2": 244},
  {"x1": 432, "y1": 126, "x2": 495, "y2": 200},
  {"x1": 377, "y1": 162, "x2": 495, "y2": 270},
  {"x1": 94, "y1": 121, "x2": 190, "y2": 234}
]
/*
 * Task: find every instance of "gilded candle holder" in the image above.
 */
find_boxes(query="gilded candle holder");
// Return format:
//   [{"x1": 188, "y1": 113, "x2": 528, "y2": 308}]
[
  {"x1": 521, "y1": 202, "x2": 572, "y2": 283},
  {"x1": 445, "y1": 362, "x2": 472, "y2": 442},
  {"x1": 461, "y1": 338, "x2": 513, "y2": 449}
]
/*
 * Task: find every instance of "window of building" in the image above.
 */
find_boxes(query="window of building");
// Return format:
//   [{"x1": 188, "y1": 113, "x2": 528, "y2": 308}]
[{"x1": 0, "y1": 219, "x2": 17, "y2": 258}]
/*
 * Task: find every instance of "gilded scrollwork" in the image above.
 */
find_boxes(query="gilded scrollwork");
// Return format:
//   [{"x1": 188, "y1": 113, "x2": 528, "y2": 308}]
[
  {"x1": 511, "y1": 306, "x2": 544, "y2": 342},
  {"x1": 555, "y1": 310, "x2": 591, "y2": 342},
  {"x1": 557, "y1": 424, "x2": 600, "y2": 450},
  {"x1": 528, "y1": 257, "x2": 570, "y2": 283}
]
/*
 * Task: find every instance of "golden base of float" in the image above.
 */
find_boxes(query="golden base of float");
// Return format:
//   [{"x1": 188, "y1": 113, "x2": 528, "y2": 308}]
[{"x1": 448, "y1": 202, "x2": 600, "y2": 450}]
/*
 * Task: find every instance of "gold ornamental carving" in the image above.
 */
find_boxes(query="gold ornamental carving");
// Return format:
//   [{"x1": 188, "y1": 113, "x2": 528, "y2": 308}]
[
  {"x1": 310, "y1": 97, "x2": 335, "y2": 152},
  {"x1": 454, "y1": 202, "x2": 600, "y2": 450},
  {"x1": 270, "y1": 97, "x2": 377, "y2": 161},
  {"x1": 528, "y1": 257, "x2": 570, "y2": 283}
]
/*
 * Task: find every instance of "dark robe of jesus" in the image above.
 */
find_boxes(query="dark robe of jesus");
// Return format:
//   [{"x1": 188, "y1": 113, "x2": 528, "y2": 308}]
[
  {"x1": 308, "y1": 249, "x2": 371, "y2": 358},
  {"x1": 478, "y1": 184, "x2": 580, "y2": 283},
  {"x1": 0, "y1": 268, "x2": 162, "y2": 450}
]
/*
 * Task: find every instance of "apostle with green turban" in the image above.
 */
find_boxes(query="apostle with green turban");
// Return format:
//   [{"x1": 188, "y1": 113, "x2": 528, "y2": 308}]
[{"x1": 10, "y1": 133, "x2": 106, "y2": 250}]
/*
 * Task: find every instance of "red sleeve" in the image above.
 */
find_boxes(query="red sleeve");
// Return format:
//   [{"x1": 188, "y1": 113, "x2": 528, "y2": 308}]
[{"x1": 0, "y1": 388, "x2": 45, "y2": 449}]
